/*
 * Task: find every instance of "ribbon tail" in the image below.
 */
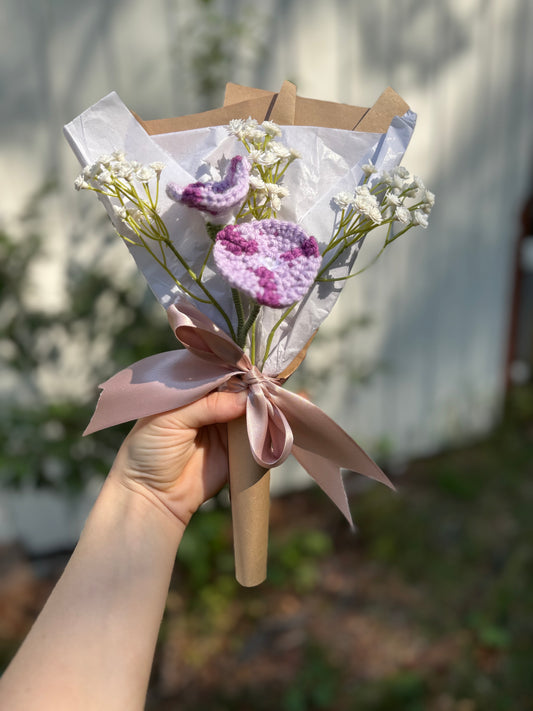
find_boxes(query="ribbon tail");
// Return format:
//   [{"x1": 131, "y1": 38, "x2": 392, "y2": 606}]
[
  {"x1": 246, "y1": 386, "x2": 293, "y2": 468},
  {"x1": 84, "y1": 350, "x2": 237, "y2": 435},
  {"x1": 292, "y1": 445, "x2": 354, "y2": 528},
  {"x1": 270, "y1": 387, "x2": 394, "y2": 490}
]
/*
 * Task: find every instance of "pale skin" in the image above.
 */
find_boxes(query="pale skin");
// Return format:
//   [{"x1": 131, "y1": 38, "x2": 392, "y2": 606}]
[{"x1": 0, "y1": 390, "x2": 248, "y2": 711}]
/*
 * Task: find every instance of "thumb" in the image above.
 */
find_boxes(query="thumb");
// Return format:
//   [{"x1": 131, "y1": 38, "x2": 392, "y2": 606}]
[{"x1": 169, "y1": 390, "x2": 248, "y2": 430}]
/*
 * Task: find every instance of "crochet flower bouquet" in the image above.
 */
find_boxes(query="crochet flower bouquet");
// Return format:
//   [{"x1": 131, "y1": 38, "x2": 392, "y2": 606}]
[{"x1": 65, "y1": 82, "x2": 433, "y2": 586}]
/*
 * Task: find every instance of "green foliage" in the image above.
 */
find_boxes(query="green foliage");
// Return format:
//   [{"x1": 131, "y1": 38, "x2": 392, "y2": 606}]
[
  {"x1": 282, "y1": 643, "x2": 341, "y2": 711},
  {"x1": 1, "y1": 401, "x2": 121, "y2": 492},
  {"x1": 0, "y1": 190, "x2": 177, "y2": 492},
  {"x1": 351, "y1": 671, "x2": 426, "y2": 711},
  {"x1": 177, "y1": 507, "x2": 238, "y2": 613},
  {"x1": 177, "y1": 511, "x2": 332, "y2": 620},
  {"x1": 268, "y1": 528, "x2": 332, "y2": 592},
  {"x1": 0, "y1": 184, "x2": 57, "y2": 390},
  {"x1": 175, "y1": 0, "x2": 265, "y2": 112}
]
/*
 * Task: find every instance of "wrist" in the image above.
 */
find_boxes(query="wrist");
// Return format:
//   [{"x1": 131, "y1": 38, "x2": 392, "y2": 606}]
[
  {"x1": 105, "y1": 468, "x2": 190, "y2": 538},
  {"x1": 107, "y1": 454, "x2": 200, "y2": 531}
]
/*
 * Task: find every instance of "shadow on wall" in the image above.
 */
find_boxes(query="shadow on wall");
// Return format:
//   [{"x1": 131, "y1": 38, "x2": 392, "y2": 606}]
[{"x1": 341, "y1": 0, "x2": 532, "y2": 453}]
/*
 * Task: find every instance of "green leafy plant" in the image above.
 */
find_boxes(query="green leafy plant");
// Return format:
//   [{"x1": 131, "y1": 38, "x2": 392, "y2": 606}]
[
  {"x1": 282, "y1": 643, "x2": 341, "y2": 711},
  {"x1": 0, "y1": 188, "x2": 177, "y2": 492}
]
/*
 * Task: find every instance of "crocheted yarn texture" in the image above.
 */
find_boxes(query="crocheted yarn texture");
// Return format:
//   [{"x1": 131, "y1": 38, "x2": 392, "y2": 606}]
[
  {"x1": 214, "y1": 220, "x2": 321, "y2": 308},
  {"x1": 166, "y1": 155, "x2": 250, "y2": 217}
]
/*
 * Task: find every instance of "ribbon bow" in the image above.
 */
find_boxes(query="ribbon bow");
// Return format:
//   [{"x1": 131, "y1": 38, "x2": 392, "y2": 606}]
[{"x1": 85, "y1": 301, "x2": 393, "y2": 525}]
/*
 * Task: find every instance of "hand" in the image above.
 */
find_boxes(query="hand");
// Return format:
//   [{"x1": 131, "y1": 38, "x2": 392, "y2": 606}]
[{"x1": 109, "y1": 390, "x2": 248, "y2": 526}]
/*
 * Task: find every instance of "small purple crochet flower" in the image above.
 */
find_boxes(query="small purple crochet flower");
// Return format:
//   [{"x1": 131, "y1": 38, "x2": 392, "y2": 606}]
[
  {"x1": 166, "y1": 155, "x2": 250, "y2": 217},
  {"x1": 213, "y1": 219, "x2": 321, "y2": 308}
]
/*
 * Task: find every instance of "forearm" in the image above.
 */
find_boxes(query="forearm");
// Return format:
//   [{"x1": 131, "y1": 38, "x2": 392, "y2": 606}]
[{"x1": 0, "y1": 472, "x2": 184, "y2": 711}]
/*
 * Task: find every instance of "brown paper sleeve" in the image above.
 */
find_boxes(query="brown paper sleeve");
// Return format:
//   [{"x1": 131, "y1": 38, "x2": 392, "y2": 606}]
[
  {"x1": 137, "y1": 81, "x2": 409, "y2": 135},
  {"x1": 227, "y1": 416, "x2": 270, "y2": 587}
]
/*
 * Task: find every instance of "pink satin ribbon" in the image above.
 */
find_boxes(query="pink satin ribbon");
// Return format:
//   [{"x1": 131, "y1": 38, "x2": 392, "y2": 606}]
[{"x1": 85, "y1": 301, "x2": 393, "y2": 525}]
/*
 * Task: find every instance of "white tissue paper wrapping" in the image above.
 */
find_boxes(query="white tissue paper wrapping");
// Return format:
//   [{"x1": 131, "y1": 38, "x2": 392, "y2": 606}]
[{"x1": 64, "y1": 92, "x2": 416, "y2": 376}]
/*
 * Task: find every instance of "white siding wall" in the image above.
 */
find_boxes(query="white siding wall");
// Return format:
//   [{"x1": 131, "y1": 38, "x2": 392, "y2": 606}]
[{"x1": 1, "y1": 0, "x2": 532, "y2": 546}]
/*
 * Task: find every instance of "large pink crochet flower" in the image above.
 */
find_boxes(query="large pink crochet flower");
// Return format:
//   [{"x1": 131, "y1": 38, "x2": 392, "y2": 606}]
[
  {"x1": 213, "y1": 220, "x2": 321, "y2": 308},
  {"x1": 166, "y1": 155, "x2": 250, "y2": 217}
]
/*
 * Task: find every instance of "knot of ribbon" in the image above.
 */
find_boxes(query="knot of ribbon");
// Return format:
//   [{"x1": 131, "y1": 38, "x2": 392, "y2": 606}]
[
  {"x1": 84, "y1": 301, "x2": 393, "y2": 526},
  {"x1": 239, "y1": 365, "x2": 275, "y2": 389}
]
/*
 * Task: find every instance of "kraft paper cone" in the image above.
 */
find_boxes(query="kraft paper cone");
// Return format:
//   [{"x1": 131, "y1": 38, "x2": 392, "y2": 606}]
[{"x1": 227, "y1": 415, "x2": 270, "y2": 587}]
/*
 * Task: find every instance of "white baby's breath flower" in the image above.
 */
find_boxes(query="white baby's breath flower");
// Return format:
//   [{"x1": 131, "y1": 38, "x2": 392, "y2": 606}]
[
  {"x1": 268, "y1": 141, "x2": 291, "y2": 159},
  {"x1": 263, "y1": 182, "x2": 277, "y2": 196},
  {"x1": 122, "y1": 166, "x2": 137, "y2": 182},
  {"x1": 270, "y1": 195, "x2": 282, "y2": 211},
  {"x1": 262, "y1": 120, "x2": 282, "y2": 137},
  {"x1": 412, "y1": 209, "x2": 429, "y2": 228},
  {"x1": 353, "y1": 188, "x2": 382, "y2": 224},
  {"x1": 384, "y1": 191, "x2": 402, "y2": 207},
  {"x1": 98, "y1": 154, "x2": 113, "y2": 167},
  {"x1": 228, "y1": 119, "x2": 247, "y2": 138},
  {"x1": 230, "y1": 118, "x2": 261, "y2": 141},
  {"x1": 390, "y1": 172, "x2": 407, "y2": 192},
  {"x1": 248, "y1": 174, "x2": 267, "y2": 192},
  {"x1": 127, "y1": 207, "x2": 145, "y2": 222},
  {"x1": 362, "y1": 160, "x2": 377, "y2": 176},
  {"x1": 150, "y1": 161, "x2": 165, "y2": 175},
  {"x1": 135, "y1": 166, "x2": 155, "y2": 183},
  {"x1": 113, "y1": 205, "x2": 128, "y2": 220},
  {"x1": 422, "y1": 189, "x2": 435, "y2": 210},
  {"x1": 98, "y1": 169, "x2": 113, "y2": 185},
  {"x1": 323, "y1": 161, "x2": 434, "y2": 262},
  {"x1": 265, "y1": 183, "x2": 290, "y2": 211},
  {"x1": 355, "y1": 184, "x2": 371, "y2": 198},
  {"x1": 333, "y1": 192, "x2": 355, "y2": 209},
  {"x1": 81, "y1": 153, "x2": 164, "y2": 193},
  {"x1": 289, "y1": 148, "x2": 301, "y2": 160},
  {"x1": 363, "y1": 205, "x2": 383, "y2": 224},
  {"x1": 394, "y1": 206, "x2": 411, "y2": 224},
  {"x1": 405, "y1": 175, "x2": 427, "y2": 200},
  {"x1": 89, "y1": 162, "x2": 102, "y2": 179},
  {"x1": 264, "y1": 183, "x2": 289, "y2": 198},
  {"x1": 108, "y1": 160, "x2": 128, "y2": 179},
  {"x1": 245, "y1": 127, "x2": 267, "y2": 143},
  {"x1": 114, "y1": 204, "x2": 145, "y2": 223},
  {"x1": 395, "y1": 166, "x2": 412, "y2": 181},
  {"x1": 248, "y1": 148, "x2": 265, "y2": 164},
  {"x1": 404, "y1": 185, "x2": 421, "y2": 199},
  {"x1": 74, "y1": 175, "x2": 88, "y2": 191},
  {"x1": 257, "y1": 151, "x2": 279, "y2": 167},
  {"x1": 384, "y1": 166, "x2": 413, "y2": 193},
  {"x1": 75, "y1": 153, "x2": 166, "y2": 248}
]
